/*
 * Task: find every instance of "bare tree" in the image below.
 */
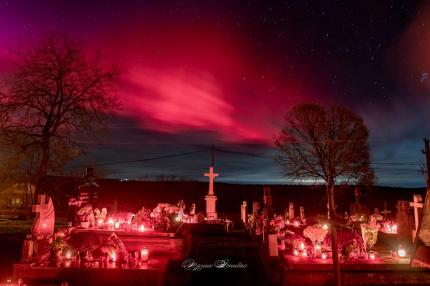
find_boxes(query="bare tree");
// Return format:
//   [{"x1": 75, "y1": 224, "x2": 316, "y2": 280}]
[
  {"x1": 274, "y1": 103, "x2": 374, "y2": 216},
  {"x1": 0, "y1": 34, "x2": 120, "y2": 198}
]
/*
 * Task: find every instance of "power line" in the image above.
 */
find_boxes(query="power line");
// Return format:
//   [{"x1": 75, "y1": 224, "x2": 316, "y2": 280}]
[{"x1": 64, "y1": 148, "x2": 209, "y2": 169}]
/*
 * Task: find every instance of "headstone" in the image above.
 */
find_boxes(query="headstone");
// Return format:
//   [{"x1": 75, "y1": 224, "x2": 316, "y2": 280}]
[
  {"x1": 412, "y1": 189, "x2": 430, "y2": 267},
  {"x1": 189, "y1": 203, "x2": 196, "y2": 215},
  {"x1": 78, "y1": 167, "x2": 100, "y2": 208},
  {"x1": 204, "y1": 166, "x2": 219, "y2": 219},
  {"x1": 396, "y1": 200, "x2": 413, "y2": 249},
  {"x1": 263, "y1": 186, "x2": 272, "y2": 209},
  {"x1": 268, "y1": 233, "x2": 279, "y2": 257},
  {"x1": 299, "y1": 206, "x2": 305, "y2": 221},
  {"x1": 289, "y1": 202, "x2": 294, "y2": 220},
  {"x1": 241, "y1": 201, "x2": 247, "y2": 225},
  {"x1": 31, "y1": 195, "x2": 55, "y2": 237},
  {"x1": 410, "y1": 194, "x2": 423, "y2": 241},
  {"x1": 252, "y1": 202, "x2": 260, "y2": 216}
]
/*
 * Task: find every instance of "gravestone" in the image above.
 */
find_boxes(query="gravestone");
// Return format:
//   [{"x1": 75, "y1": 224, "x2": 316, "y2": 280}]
[
  {"x1": 299, "y1": 206, "x2": 305, "y2": 221},
  {"x1": 31, "y1": 195, "x2": 55, "y2": 237},
  {"x1": 410, "y1": 194, "x2": 423, "y2": 241},
  {"x1": 252, "y1": 202, "x2": 260, "y2": 216},
  {"x1": 289, "y1": 202, "x2": 294, "y2": 220},
  {"x1": 241, "y1": 201, "x2": 247, "y2": 225},
  {"x1": 396, "y1": 200, "x2": 413, "y2": 250}
]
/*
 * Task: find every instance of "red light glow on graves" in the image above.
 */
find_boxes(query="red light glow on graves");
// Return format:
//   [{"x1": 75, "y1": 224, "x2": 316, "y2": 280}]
[{"x1": 141, "y1": 247, "x2": 149, "y2": 262}]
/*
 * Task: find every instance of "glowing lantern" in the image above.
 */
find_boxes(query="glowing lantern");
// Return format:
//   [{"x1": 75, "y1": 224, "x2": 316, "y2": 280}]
[
  {"x1": 293, "y1": 249, "x2": 299, "y2": 256},
  {"x1": 111, "y1": 251, "x2": 117, "y2": 262},
  {"x1": 139, "y1": 225, "x2": 145, "y2": 232},
  {"x1": 299, "y1": 242, "x2": 305, "y2": 250},
  {"x1": 321, "y1": 253, "x2": 327, "y2": 260},
  {"x1": 398, "y1": 247, "x2": 406, "y2": 258},
  {"x1": 322, "y1": 224, "x2": 328, "y2": 230},
  {"x1": 141, "y1": 247, "x2": 149, "y2": 262},
  {"x1": 369, "y1": 252, "x2": 376, "y2": 260},
  {"x1": 114, "y1": 222, "x2": 120, "y2": 229},
  {"x1": 98, "y1": 219, "x2": 103, "y2": 225},
  {"x1": 108, "y1": 218, "x2": 114, "y2": 225},
  {"x1": 65, "y1": 251, "x2": 72, "y2": 259},
  {"x1": 294, "y1": 221, "x2": 299, "y2": 227},
  {"x1": 392, "y1": 224, "x2": 398, "y2": 233}
]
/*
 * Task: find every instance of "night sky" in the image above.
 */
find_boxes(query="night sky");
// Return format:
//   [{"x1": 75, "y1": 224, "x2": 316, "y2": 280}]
[{"x1": 1, "y1": 0, "x2": 430, "y2": 187}]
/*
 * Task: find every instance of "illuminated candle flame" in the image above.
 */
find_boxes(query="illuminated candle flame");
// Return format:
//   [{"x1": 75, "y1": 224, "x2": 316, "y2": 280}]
[
  {"x1": 65, "y1": 251, "x2": 72, "y2": 259},
  {"x1": 139, "y1": 225, "x2": 145, "y2": 232},
  {"x1": 322, "y1": 224, "x2": 328, "y2": 230},
  {"x1": 299, "y1": 242, "x2": 305, "y2": 250},
  {"x1": 321, "y1": 253, "x2": 327, "y2": 260},
  {"x1": 141, "y1": 247, "x2": 149, "y2": 262},
  {"x1": 398, "y1": 248, "x2": 406, "y2": 257},
  {"x1": 293, "y1": 249, "x2": 299, "y2": 256},
  {"x1": 111, "y1": 252, "x2": 117, "y2": 262}
]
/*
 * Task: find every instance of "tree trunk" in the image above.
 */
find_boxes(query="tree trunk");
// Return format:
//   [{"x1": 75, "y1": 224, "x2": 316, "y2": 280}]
[
  {"x1": 327, "y1": 179, "x2": 341, "y2": 286},
  {"x1": 34, "y1": 141, "x2": 50, "y2": 200}
]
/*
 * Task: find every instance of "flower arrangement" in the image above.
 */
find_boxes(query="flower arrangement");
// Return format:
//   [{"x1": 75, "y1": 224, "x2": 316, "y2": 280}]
[
  {"x1": 361, "y1": 223, "x2": 379, "y2": 250},
  {"x1": 303, "y1": 224, "x2": 328, "y2": 245}
]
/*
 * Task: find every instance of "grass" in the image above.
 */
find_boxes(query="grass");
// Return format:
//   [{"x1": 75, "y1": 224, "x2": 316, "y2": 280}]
[{"x1": 0, "y1": 215, "x2": 67, "y2": 235}]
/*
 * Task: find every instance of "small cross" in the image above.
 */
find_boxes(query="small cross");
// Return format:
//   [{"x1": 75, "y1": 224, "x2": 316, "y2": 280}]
[
  {"x1": 380, "y1": 201, "x2": 392, "y2": 220},
  {"x1": 204, "y1": 166, "x2": 219, "y2": 196},
  {"x1": 32, "y1": 195, "x2": 49, "y2": 215},
  {"x1": 410, "y1": 194, "x2": 423, "y2": 241}
]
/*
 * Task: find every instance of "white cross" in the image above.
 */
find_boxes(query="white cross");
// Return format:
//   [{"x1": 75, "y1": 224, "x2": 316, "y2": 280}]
[
  {"x1": 410, "y1": 194, "x2": 423, "y2": 241},
  {"x1": 32, "y1": 195, "x2": 49, "y2": 215},
  {"x1": 204, "y1": 166, "x2": 219, "y2": 196},
  {"x1": 380, "y1": 202, "x2": 392, "y2": 219}
]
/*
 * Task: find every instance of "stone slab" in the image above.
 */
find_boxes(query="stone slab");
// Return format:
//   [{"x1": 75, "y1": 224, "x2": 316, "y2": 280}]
[
  {"x1": 14, "y1": 258, "x2": 168, "y2": 286},
  {"x1": 281, "y1": 254, "x2": 430, "y2": 286}
]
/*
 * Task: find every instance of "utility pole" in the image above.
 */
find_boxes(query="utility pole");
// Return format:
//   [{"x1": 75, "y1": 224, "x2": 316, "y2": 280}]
[{"x1": 424, "y1": 138, "x2": 430, "y2": 190}]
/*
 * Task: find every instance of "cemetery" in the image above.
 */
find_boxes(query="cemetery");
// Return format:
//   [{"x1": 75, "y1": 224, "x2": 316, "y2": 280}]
[{"x1": 3, "y1": 161, "x2": 430, "y2": 286}]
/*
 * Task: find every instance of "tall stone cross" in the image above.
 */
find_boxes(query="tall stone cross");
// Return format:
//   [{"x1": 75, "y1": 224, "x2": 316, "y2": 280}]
[
  {"x1": 410, "y1": 194, "x2": 423, "y2": 241},
  {"x1": 204, "y1": 145, "x2": 219, "y2": 219},
  {"x1": 204, "y1": 166, "x2": 219, "y2": 196}
]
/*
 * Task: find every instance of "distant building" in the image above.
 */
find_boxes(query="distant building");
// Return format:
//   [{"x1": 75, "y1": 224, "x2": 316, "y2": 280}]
[{"x1": 0, "y1": 181, "x2": 34, "y2": 210}]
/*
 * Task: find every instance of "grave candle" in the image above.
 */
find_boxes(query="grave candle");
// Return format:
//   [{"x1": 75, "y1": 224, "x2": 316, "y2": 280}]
[
  {"x1": 302, "y1": 249, "x2": 308, "y2": 257},
  {"x1": 322, "y1": 224, "x2": 328, "y2": 230},
  {"x1": 299, "y1": 242, "x2": 305, "y2": 250},
  {"x1": 321, "y1": 252, "x2": 327, "y2": 260},
  {"x1": 293, "y1": 249, "x2": 299, "y2": 256},
  {"x1": 111, "y1": 251, "x2": 117, "y2": 262},
  {"x1": 369, "y1": 252, "x2": 375, "y2": 260},
  {"x1": 65, "y1": 250, "x2": 72, "y2": 259},
  {"x1": 141, "y1": 247, "x2": 149, "y2": 262},
  {"x1": 114, "y1": 221, "x2": 120, "y2": 229},
  {"x1": 294, "y1": 221, "x2": 299, "y2": 227},
  {"x1": 139, "y1": 225, "x2": 145, "y2": 232},
  {"x1": 398, "y1": 246, "x2": 406, "y2": 257}
]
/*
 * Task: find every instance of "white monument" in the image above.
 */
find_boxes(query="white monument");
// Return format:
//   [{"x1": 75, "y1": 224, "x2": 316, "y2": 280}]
[
  {"x1": 31, "y1": 195, "x2": 55, "y2": 237},
  {"x1": 204, "y1": 165, "x2": 219, "y2": 219}
]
